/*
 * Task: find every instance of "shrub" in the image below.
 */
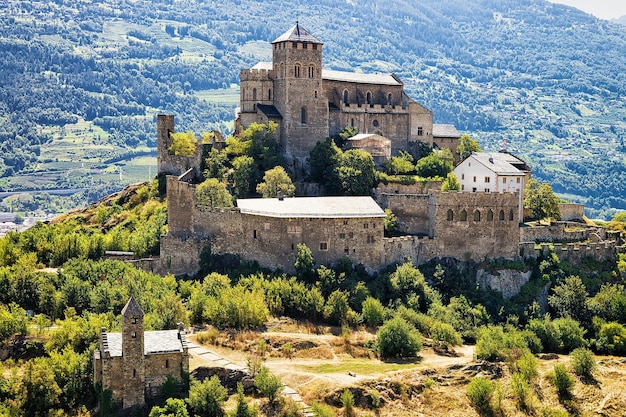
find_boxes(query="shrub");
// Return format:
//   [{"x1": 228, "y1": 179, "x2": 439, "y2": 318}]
[
  {"x1": 361, "y1": 296, "x2": 384, "y2": 327},
  {"x1": 553, "y1": 317, "x2": 586, "y2": 353},
  {"x1": 340, "y1": 389, "x2": 355, "y2": 417},
  {"x1": 596, "y1": 321, "x2": 626, "y2": 354},
  {"x1": 395, "y1": 305, "x2": 432, "y2": 334},
  {"x1": 475, "y1": 325, "x2": 529, "y2": 362},
  {"x1": 205, "y1": 286, "x2": 268, "y2": 329},
  {"x1": 376, "y1": 317, "x2": 422, "y2": 358},
  {"x1": 196, "y1": 327, "x2": 220, "y2": 345},
  {"x1": 310, "y1": 402, "x2": 334, "y2": 417},
  {"x1": 430, "y1": 321, "x2": 462, "y2": 348},
  {"x1": 187, "y1": 375, "x2": 228, "y2": 417},
  {"x1": 466, "y1": 377, "x2": 494, "y2": 413},
  {"x1": 570, "y1": 347, "x2": 596, "y2": 378},
  {"x1": 324, "y1": 290, "x2": 350, "y2": 325},
  {"x1": 552, "y1": 364, "x2": 574, "y2": 398},
  {"x1": 254, "y1": 366, "x2": 283, "y2": 404},
  {"x1": 515, "y1": 350, "x2": 538, "y2": 382},
  {"x1": 526, "y1": 316, "x2": 560, "y2": 353},
  {"x1": 510, "y1": 372, "x2": 532, "y2": 412}
]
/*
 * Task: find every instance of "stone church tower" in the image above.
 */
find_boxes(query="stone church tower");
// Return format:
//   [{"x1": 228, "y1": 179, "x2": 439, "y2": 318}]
[
  {"x1": 121, "y1": 296, "x2": 145, "y2": 409},
  {"x1": 271, "y1": 23, "x2": 329, "y2": 157}
]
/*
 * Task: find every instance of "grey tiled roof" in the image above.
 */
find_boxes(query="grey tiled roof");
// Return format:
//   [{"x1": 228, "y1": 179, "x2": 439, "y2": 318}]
[
  {"x1": 237, "y1": 196, "x2": 386, "y2": 218},
  {"x1": 433, "y1": 124, "x2": 461, "y2": 138},
  {"x1": 322, "y1": 69, "x2": 401, "y2": 86},
  {"x1": 121, "y1": 297, "x2": 144, "y2": 317},
  {"x1": 470, "y1": 152, "x2": 526, "y2": 176},
  {"x1": 272, "y1": 23, "x2": 323, "y2": 44},
  {"x1": 102, "y1": 330, "x2": 186, "y2": 357}
]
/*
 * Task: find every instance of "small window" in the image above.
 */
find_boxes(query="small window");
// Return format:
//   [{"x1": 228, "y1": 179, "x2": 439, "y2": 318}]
[
  {"x1": 474, "y1": 210, "x2": 481, "y2": 221},
  {"x1": 339, "y1": 233, "x2": 346, "y2": 239},
  {"x1": 319, "y1": 242, "x2": 328, "y2": 251},
  {"x1": 313, "y1": 44, "x2": 317, "y2": 50},
  {"x1": 308, "y1": 64, "x2": 315, "y2": 78},
  {"x1": 509, "y1": 210, "x2": 515, "y2": 221},
  {"x1": 461, "y1": 174, "x2": 465, "y2": 180},
  {"x1": 314, "y1": 90, "x2": 318, "y2": 98},
  {"x1": 460, "y1": 210, "x2": 467, "y2": 221},
  {"x1": 303, "y1": 43, "x2": 307, "y2": 49},
  {"x1": 487, "y1": 210, "x2": 494, "y2": 221},
  {"x1": 517, "y1": 178, "x2": 521, "y2": 183},
  {"x1": 417, "y1": 127, "x2": 423, "y2": 136},
  {"x1": 294, "y1": 64, "x2": 301, "y2": 78},
  {"x1": 132, "y1": 318, "x2": 137, "y2": 324},
  {"x1": 503, "y1": 177, "x2": 507, "y2": 183},
  {"x1": 291, "y1": 243, "x2": 295, "y2": 250},
  {"x1": 268, "y1": 89, "x2": 272, "y2": 100},
  {"x1": 252, "y1": 88, "x2": 257, "y2": 101},
  {"x1": 264, "y1": 222, "x2": 270, "y2": 230},
  {"x1": 473, "y1": 176, "x2": 477, "y2": 182},
  {"x1": 446, "y1": 209, "x2": 454, "y2": 221},
  {"x1": 387, "y1": 93, "x2": 393, "y2": 105},
  {"x1": 301, "y1": 107, "x2": 307, "y2": 124},
  {"x1": 461, "y1": 185, "x2": 465, "y2": 190},
  {"x1": 485, "y1": 176, "x2": 490, "y2": 183},
  {"x1": 351, "y1": 118, "x2": 355, "y2": 127},
  {"x1": 133, "y1": 369, "x2": 136, "y2": 378},
  {"x1": 343, "y1": 220, "x2": 348, "y2": 225},
  {"x1": 485, "y1": 188, "x2": 490, "y2": 193},
  {"x1": 373, "y1": 119, "x2": 379, "y2": 127},
  {"x1": 253, "y1": 230, "x2": 257, "y2": 239},
  {"x1": 292, "y1": 42, "x2": 297, "y2": 49},
  {"x1": 344, "y1": 247, "x2": 349, "y2": 254},
  {"x1": 131, "y1": 331, "x2": 137, "y2": 338},
  {"x1": 499, "y1": 210, "x2": 505, "y2": 221},
  {"x1": 165, "y1": 359, "x2": 169, "y2": 369},
  {"x1": 366, "y1": 91, "x2": 372, "y2": 104},
  {"x1": 363, "y1": 223, "x2": 369, "y2": 229},
  {"x1": 343, "y1": 90, "x2": 349, "y2": 105},
  {"x1": 367, "y1": 235, "x2": 375, "y2": 244}
]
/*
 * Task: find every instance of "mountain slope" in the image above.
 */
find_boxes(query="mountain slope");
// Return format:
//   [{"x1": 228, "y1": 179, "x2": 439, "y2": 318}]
[{"x1": 1, "y1": 0, "x2": 625, "y2": 217}]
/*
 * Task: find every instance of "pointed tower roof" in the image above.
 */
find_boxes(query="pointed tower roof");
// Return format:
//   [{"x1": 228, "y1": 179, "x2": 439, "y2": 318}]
[
  {"x1": 121, "y1": 296, "x2": 144, "y2": 317},
  {"x1": 272, "y1": 22, "x2": 323, "y2": 44}
]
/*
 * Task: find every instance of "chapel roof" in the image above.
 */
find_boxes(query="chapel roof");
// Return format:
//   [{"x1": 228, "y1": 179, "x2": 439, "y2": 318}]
[
  {"x1": 433, "y1": 124, "x2": 461, "y2": 138},
  {"x1": 121, "y1": 296, "x2": 144, "y2": 317},
  {"x1": 237, "y1": 196, "x2": 386, "y2": 219},
  {"x1": 102, "y1": 330, "x2": 186, "y2": 357},
  {"x1": 322, "y1": 69, "x2": 402, "y2": 86},
  {"x1": 257, "y1": 104, "x2": 282, "y2": 118},
  {"x1": 272, "y1": 22, "x2": 323, "y2": 44}
]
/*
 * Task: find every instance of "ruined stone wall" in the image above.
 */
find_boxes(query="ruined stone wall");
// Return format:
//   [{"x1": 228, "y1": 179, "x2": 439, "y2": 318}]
[
  {"x1": 378, "y1": 193, "x2": 431, "y2": 235},
  {"x1": 432, "y1": 191, "x2": 521, "y2": 260},
  {"x1": 383, "y1": 235, "x2": 439, "y2": 266},
  {"x1": 157, "y1": 115, "x2": 203, "y2": 177},
  {"x1": 166, "y1": 176, "x2": 196, "y2": 237},
  {"x1": 519, "y1": 241, "x2": 617, "y2": 264},
  {"x1": 558, "y1": 203, "x2": 585, "y2": 221},
  {"x1": 519, "y1": 223, "x2": 605, "y2": 243},
  {"x1": 374, "y1": 181, "x2": 443, "y2": 197}
]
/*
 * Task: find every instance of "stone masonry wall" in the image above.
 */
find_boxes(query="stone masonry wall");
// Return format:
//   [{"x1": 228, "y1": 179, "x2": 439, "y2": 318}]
[
  {"x1": 559, "y1": 203, "x2": 585, "y2": 221},
  {"x1": 520, "y1": 223, "x2": 606, "y2": 243},
  {"x1": 378, "y1": 193, "x2": 431, "y2": 235},
  {"x1": 520, "y1": 241, "x2": 617, "y2": 263}
]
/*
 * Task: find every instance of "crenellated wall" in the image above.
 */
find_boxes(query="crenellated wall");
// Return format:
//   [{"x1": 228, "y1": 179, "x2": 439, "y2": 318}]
[
  {"x1": 520, "y1": 222, "x2": 606, "y2": 243},
  {"x1": 520, "y1": 241, "x2": 617, "y2": 263}
]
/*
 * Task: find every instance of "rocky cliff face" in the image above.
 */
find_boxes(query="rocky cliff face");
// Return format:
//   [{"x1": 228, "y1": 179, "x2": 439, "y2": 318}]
[{"x1": 476, "y1": 268, "x2": 533, "y2": 299}]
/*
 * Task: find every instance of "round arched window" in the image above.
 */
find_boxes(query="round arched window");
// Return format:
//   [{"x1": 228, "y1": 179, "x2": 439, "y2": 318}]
[{"x1": 373, "y1": 119, "x2": 379, "y2": 127}]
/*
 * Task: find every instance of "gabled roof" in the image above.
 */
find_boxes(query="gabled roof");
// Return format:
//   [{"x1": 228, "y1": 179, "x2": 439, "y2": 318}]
[
  {"x1": 272, "y1": 22, "x2": 323, "y2": 44},
  {"x1": 257, "y1": 104, "x2": 282, "y2": 119},
  {"x1": 102, "y1": 330, "x2": 186, "y2": 357},
  {"x1": 433, "y1": 124, "x2": 461, "y2": 138},
  {"x1": 322, "y1": 69, "x2": 402, "y2": 86},
  {"x1": 464, "y1": 152, "x2": 527, "y2": 176},
  {"x1": 121, "y1": 296, "x2": 144, "y2": 317},
  {"x1": 237, "y1": 196, "x2": 386, "y2": 218}
]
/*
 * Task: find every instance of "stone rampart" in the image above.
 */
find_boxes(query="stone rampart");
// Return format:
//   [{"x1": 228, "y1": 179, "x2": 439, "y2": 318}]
[
  {"x1": 559, "y1": 203, "x2": 585, "y2": 221},
  {"x1": 378, "y1": 193, "x2": 431, "y2": 235},
  {"x1": 240, "y1": 68, "x2": 274, "y2": 80},
  {"x1": 519, "y1": 241, "x2": 617, "y2": 263},
  {"x1": 519, "y1": 222, "x2": 606, "y2": 243},
  {"x1": 374, "y1": 181, "x2": 442, "y2": 196}
]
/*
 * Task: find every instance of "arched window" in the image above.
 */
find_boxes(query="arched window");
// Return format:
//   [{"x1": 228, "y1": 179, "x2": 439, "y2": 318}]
[
  {"x1": 499, "y1": 210, "x2": 505, "y2": 221},
  {"x1": 387, "y1": 93, "x2": 393, "y2": 105},
  {"x1": 474, "y1": 210, "x2": 481, "y2": 221},
  {"x1": 280, "y1": 63, "x2": 285, "y2": 78},
  {"x1": 460, "y1": 210, "x2": 467, "y2": 221},
  {"x1": 252, "y1": 88, "x2": 257, "y2": 101},
  {"x1": 301, "y1": 107, "x2": 307, "y2": 124},
  {"x1": 308, "y1": 64, "x2": 315, "y2": 78},
  {"x1": 487, "y1": 209, "x2": 494, "y2": 221},
  {"x1": 447, "y1": 209, "x2": 454, "y2": 221},
  {"x1": 268, "y1": 89, "x2": 272, "y2": 100},
  {"x1": 351, "y1": 118, "x2": 355, "y2": 127},
  {"x1": 343, "y1": 90, "x2": 349, "y2": 105},
  {"x1": 294, "y1": 64, "x2": 301, "y2": 78},
  {"x1": 509, "y1": 210, "x2": 515, "y2": 221},
  {"x1": 366, "y1": 91, "x2": 372, "y2": 105}
]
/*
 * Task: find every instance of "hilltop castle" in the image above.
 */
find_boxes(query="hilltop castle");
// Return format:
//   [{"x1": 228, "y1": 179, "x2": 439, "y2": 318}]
[
  {"x1": 154, "y1": 24, "x2": 618, "y2": 282},
  {"x1": 235, "y1": 22, "x2": 457, "y2": 158}
]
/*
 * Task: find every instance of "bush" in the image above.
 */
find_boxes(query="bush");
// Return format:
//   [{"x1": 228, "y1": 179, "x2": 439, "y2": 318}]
[
  {"x1": 475, "y1": 325, "x2": 529, "y2": 362},
  {"x1": 324, "y1": 290, "x2": 350, "y2": 325},
  {"x1": 570, "y1": 347, "x2": 596, "y2": 378},
  {"x1": 310, "y1": 402, "x2": 334, "y2": 417},
  {"x1": 340, "y1": 389, "x2": 355, "y2": 417},
  {"x1": 515, "y1": 350, "x2": 538, "y2": 382},
  {"x1": 376, "y1": 317, "x2": 423, "y2": 358},
  {"x1": 510, "y1": 372, "x2": 532, "y2": 412},
  {"x1": 596, "y1": 321, "x2": 626, "y2": 354},
  {"x1": 361, "y1": 296, "x2": 385, "y2": 327},
  {"x1": 254, "y1": 367, "x2": 283, "y2": 404},
  {"x1": 553, "y1": 317, "x2": 586, "y2": 353},
  {"x1": 231, "y1": 382, "x2": 258, "y2": 417},
  {"x1": 552, "y1": 364, "x2": 574, "y2": 398},
  {"x1": 466, "y1": 377, "x2": 494, "y2": 413},
  {"x1": 187, "y1": 375, "x2": 228, "y2": 417},
  {"x1": 430, "y1": 321, "x2": 462, "y2": 348},
  {"x1": 526, "y1": 316, "x2": 560, "y2": 353}
]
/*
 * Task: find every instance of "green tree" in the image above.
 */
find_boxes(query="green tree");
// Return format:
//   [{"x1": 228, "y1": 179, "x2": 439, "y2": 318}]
[
  {"x1": 254, "y1": 367, "x2": 282, "y2": 404},
  {"x1": 340, "y1": 389, "x2": 355, "y2": 417},
  {"x1": 149, "y1": 398, "x2": 189, "y2": 417},
  {"x1": 553, "y1": 317, "x2": 586, "y2": 353},
  {"x1": 524, "y1": 178, "x2": 561, "y2": 221},
  {"x1": 361, "y1": 296, "x2": 385, "y2": 327},
  {"x1": 456, "y1": 134, "x2": 482, "y2": 161},
  {"x1": 324, "y1": 290, "x2": 350, "y2": 325},
  {"x1": 384, "y1": 151, "x2": 414, "y2": 175},
  {"x1": 308, "y1": 138, "x2": 342, "y2": 194},
  {"x1": 376, "y1": 317, "x2": 423, "y2": 358},
  {"x1": 430, "y1": 321, "x2": 462, "y2": 348},
  {"x1": 588, "y1": 283, "x2": 626, "y2": 323},
  {"x1": 570, "y1": 347, "x2": 596, "y2": 378},
  {"x1": 196, "y1": 178, "x2": 233, "y2": 208},
  {"x1": 204, "y1": 148, "x2": 228, "y2": 180},
  {"x1": 548, "y1": 275, "x2": 589, "y2": 322},
  {"x1": 169, "y1": 131, "x2": 197, "y2": 156},
  {"x1": 390, "y1": 261, "x2": 438, "y2": 312},
  {"x1": 338, "y1": 149, "x2": 376, "y2": 195},
  {"x1": 596, "y1": 321, "x2": 626, "y2": 354},
  {"x1": 415, "y1": 152, "x2": 452, "y2": 179},
  {"x1": 187, "y1": 376, "x2": 228, "y2": 417},
  {"x1": 256, "y1": 166, "x2": 295, "y2": 198},
  {"x1": 441, "y1": 172, "x2": 461, "y2": 191},
  {"x1": 230, "y1": 382, "x2": 257, "y2": 417},
  {"x1": 553, "y1": 364, "x2": 574, "y2": 398},
  {"x1": 384, "y1": 209, "x2": 398, "y2": 234},
  {"x1": 294, "y1": 243, "x2": 315, "y2": 282},
  {"x1": 612, "y1": 211, "x2": 626, "y2": 222},
  {"x1": 466, "y1": 377, "x2": 494, "y2": 414},
  {"x1": 232, "y1": 155, "x2": 257, "y2": 198}
]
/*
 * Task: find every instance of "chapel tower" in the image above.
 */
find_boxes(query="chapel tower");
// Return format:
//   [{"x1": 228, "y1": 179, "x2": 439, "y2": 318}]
[
  {"x1": 271, "y1": 22, "x2": 329, "y2": 157},
  {"x1": 121, "y1": 296, "x2": 145, "y2": 409}
]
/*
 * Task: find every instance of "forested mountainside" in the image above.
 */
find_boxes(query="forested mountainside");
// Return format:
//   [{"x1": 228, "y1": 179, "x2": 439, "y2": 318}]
[{"x1": 1, "y1": 0, "x2": 626, "y2": 217}]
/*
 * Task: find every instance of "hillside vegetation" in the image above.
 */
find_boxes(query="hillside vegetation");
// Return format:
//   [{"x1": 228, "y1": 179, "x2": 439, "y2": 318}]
[{"x1": 1, "y1": 0, "x2": 626, "y2": 217}]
